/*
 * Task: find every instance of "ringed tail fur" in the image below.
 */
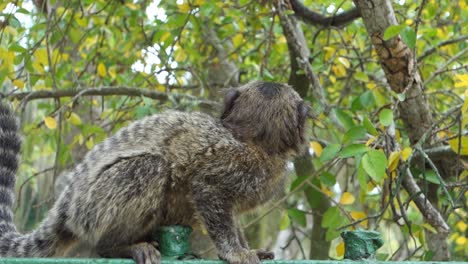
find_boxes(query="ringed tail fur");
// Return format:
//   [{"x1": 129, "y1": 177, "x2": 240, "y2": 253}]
[{"x1": 0, "y1": 102, "x2": 62, "y2": 257}]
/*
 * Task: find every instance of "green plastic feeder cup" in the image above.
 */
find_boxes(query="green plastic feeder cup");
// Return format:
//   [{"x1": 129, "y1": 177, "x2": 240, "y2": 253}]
[
  {"x1": 341, "y1": 229, "x2": 384, "y2": 260},
  {"x1": 154, "y1": 225, "x2": 193, "y2": 259}
]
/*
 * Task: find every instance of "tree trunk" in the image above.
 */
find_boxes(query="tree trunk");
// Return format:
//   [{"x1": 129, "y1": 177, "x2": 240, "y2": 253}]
[
  {"x1": 276, "y1": 3, "x2": 331, "y2": 259},
  {"x1": 353, "y1": 0, "x2": 450, "y2": 260}
]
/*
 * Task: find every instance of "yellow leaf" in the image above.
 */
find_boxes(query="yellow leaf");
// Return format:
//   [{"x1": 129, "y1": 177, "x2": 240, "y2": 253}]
[
  {"x1": 455, "y1": 236, "x2": 466, "y2": 246},
  {"x1": 332, "y1": 65, "x2": 346, "y2": 77},
  {"x1": 178, "y1": 3, "x2": 190, "y2": 12},
  {"x1": 310, "y1": 141, "x2": 323, "y2": 157},
  {"x1": 67, "y1": 112, "x2": 82, "y2": 126},
  {"x1": 156, "y1": 84, "x2": 166, "y2": 92},
  {"x1": 232, "y1": 34, "x2": 243, "y2": 47},
  {"x1": 34, "y1": 48, "x2": 48, "y2": 66},
  {"x1": 350, "y1": 211, "x2": 368, "y2": 228},
  {"x1": 97, "y1": 63, "x2": 107, "y2": 77},
  {"x1": 323, "y1": 47, "x2": 335, "y2": 61},
  {"x1": 44, "y1": 116, "x2": 57, "y2": 130},
  {"x1": 338, "y1": 57, "x2": 351, "y2": 68},
  {"x1": 448, "y1": 136, "x2": 468, "y2": 155},
  {"x1": 174, "y1": 50, "x2": 187, "y2": 62},
  {"x1": 194, "y1": 0, "x2": 204, "y2": 5},
  {"x1": 366, "y1": 136, "x2": 377, "y2": 146},
  {"x1": 86, "y1": 137, "x2": 94, "y2": 150},
  {"x1": 464, "y1": 89, "x2": 468, "y2": 97},
  {"x1": 339, "y1": 192, "x2": 355, "y2": 205},
  {"x1": 109, "y1": 67, "x2": 117, "y2": 79},
  {"x1": 367, "y1": 181, "x2": 376, "y2": 192},
  {"x1": 454, "y1": 74, "x2": 468, "y2": 88},
  {"x1": 329, "y1": 75, "x2": 336, "y2": 84},
  {"x1": 387, "y1": 151, "x2": 400, "y2": 172},
  {"x1": 461, "y1": 98, "x2": 468, "y2": 117},
  {"x1": 366, "y1": 82, "x2": 376, "y2": 90},
  {"x1": 321, "y1": 187, "x2": 333, "y2": 197},
  {"x1": 437, "y1": 131, "x2": 448, "y2": 140},
  {"x1": 401, "y1": 147, "x2": 412, "y2": 161},
  {"x1": 12, "y1": 79, "x2": 25, "y2": 89},
  {"x1": 125, "y1": 3, "x2": 139, "y2": 10},
  {"x1": 336, "y1": 241, "x2": 345, "y2": 257},
  {"x1": 456, "y1": 221, "x2": 467, "y2": 232}
]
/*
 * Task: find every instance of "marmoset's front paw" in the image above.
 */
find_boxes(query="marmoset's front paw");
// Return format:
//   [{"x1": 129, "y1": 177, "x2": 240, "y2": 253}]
[
  {"x1": 253, "y1": 248, "x2": 274, "y2": 260},
  {"x1": 220, "y1": 248, "x2": 261, "y2": 264}
]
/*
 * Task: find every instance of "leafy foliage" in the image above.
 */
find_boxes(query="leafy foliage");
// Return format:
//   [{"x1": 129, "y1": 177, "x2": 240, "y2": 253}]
[{"x1": 0, "y1": 0, "x2": 466, "y2": 261}]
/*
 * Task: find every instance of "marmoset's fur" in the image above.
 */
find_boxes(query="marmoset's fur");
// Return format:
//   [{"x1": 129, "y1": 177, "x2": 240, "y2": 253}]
[{"x1": 0, "y1": 81, "x2": 308, "y2": 264}]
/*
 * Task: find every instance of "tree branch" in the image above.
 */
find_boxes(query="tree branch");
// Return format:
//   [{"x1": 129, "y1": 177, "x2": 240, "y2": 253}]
[
  {"x1": 290, "y1": 0, "x2": 361, "y2": 27},
  {"x1": 403, "y1": 168, "x2": 450, "y2": 234},
  {"x1": 1, "y1": 86, "x2": 219, "y2": 110},
  {"x1": 275, "y1": 0, "x2": 329, "y2": 111},
  {"x1": 418, "y1": 35, "x2": 468, "y2": 62}
]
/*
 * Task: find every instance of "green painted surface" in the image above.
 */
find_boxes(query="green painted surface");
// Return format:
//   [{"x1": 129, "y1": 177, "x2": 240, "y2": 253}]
[
  {"x1": 0, "y1": 259, "x2": 467, "y2": 264},
  {"x1": 0, "y1": 258, "x2": 468, "y2": 264}
]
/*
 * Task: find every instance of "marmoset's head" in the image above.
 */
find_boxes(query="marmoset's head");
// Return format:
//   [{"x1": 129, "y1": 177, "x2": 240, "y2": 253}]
[{"x1": 221, "y1": 81, "x2": 309, "y2": 156}]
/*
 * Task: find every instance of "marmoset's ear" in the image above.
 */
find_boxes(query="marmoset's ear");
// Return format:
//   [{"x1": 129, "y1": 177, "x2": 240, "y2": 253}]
[
  {"x1": 221, "y1": 88, "x2": 240, "y2": 120},
  {"x1": 298, "y1": 102, "x2": 310, "y2": 121}
]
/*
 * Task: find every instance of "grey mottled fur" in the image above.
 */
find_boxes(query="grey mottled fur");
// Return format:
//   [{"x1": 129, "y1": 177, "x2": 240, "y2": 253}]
[{"x1": 0, "y1": 81, "x2": 308, "y2": 264}]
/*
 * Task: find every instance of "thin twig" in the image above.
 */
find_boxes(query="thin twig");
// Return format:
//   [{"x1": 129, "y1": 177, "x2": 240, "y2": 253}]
[
  {"x1": 423, "y1": 47, "x2": 468, "y2": 86},
  {"x1": 418, "y1": 35, "x2": 468, "y2": 62}
]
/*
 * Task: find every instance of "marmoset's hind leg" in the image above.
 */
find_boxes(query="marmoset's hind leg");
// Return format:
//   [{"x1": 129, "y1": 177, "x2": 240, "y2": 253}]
[{"x1": 70, "y1": 154, "x2": 168, "y2": 263}]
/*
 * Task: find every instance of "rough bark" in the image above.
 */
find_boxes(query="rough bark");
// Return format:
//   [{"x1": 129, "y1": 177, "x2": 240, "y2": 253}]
[
  {"x1": 276, "y1": 0, "x2": 327, "y2": 110},
  {"x1": 353, "y1": 0, "x2": 450, "y2": 260}
]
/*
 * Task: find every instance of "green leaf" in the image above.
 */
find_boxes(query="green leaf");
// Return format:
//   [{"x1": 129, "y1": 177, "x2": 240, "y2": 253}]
[
  {"x1": 419, "y1": 170, "x2": 441, "y2": 185},
  {"x1": 320, "y1": 172, "x2": 336, "y2": 187},
  {"x1": 290, "y1": 175, "x2": 306, "y2": 190},
  {"x1": 335, "y1": 109, "x2": 354, "y2": 130},
  {"x1": 8, "y1": 44, "x2": 26, "y2": 52},
  {"x1": 320, "y1": 143, "x2": 341, "y2": 162},
  {"x1": 279, "y1": 212, "x2": 290, "y2": 230},
  {"x1": 360, "y1": 91, "x2": 375, "y2": 108},
  {"x1": 379, "y1": 109, "x2": 394, "y2": 126},
  {"x1": 326, "y1": 227, "x2": 341, "y2": 241},
  {"x1": 288, "y1": 208, "x2": 307, "y2": 227},
  {"x1": 361, "y1": 150, "x2": 387, "y2": 182},
  {"x1": 342, "y1": 126, "x2": 367, "y2": 144},
  {"x1": 357, "y1": 161, "x2": 367, "y2": 191},
  {"x1": 339, "y1": 144, "x2": 368, "y2": 158},
  {"x1": 363, "y1": 116, "x2": 378, "y2": 136},
  {"x1": 383, "y1": 25, "x2": 406, "y2": 40},
  {"x1": 321, "y1": 206, "x2": 341, "y2": 228},
  {"x1": 354, "y1": 71, "x2": 369, "y2": 82},
  {"x1": 401, "y1": 27, "x2": 416, "y2": 49},
  {"x1": 351, "y1": 96, "x2": 363, "y2": 111},
  {"x1": 305, "y1": 182, "x2": 323, "y2": 209},
  {"x1": 68, "y1": 27, "x2": 81, "y2": 44}
]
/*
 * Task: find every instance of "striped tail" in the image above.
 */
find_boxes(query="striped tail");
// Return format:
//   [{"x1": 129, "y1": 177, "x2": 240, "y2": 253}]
[
  {"x1": 0, "y1": 102, "x2": 61, "y2": 257},
  {"x1": 0, "y1": 102, "x2": 21, "y2": 237}
]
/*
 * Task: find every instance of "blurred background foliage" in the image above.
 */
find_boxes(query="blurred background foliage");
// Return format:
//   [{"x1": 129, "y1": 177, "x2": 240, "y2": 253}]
[{"x1": 0, "y1": 0, "x2": 466, "y2": 261}]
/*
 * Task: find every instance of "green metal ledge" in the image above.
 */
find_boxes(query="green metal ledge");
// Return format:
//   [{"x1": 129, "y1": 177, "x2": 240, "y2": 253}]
[{"x1": 0, "y1": 259, "x2": 466, "y2": 264}]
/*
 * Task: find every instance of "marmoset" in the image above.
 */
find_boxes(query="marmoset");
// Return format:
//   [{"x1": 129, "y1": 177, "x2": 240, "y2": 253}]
[{"x1": 0, "y1": 81, "x2": 309, "y2": 264}]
